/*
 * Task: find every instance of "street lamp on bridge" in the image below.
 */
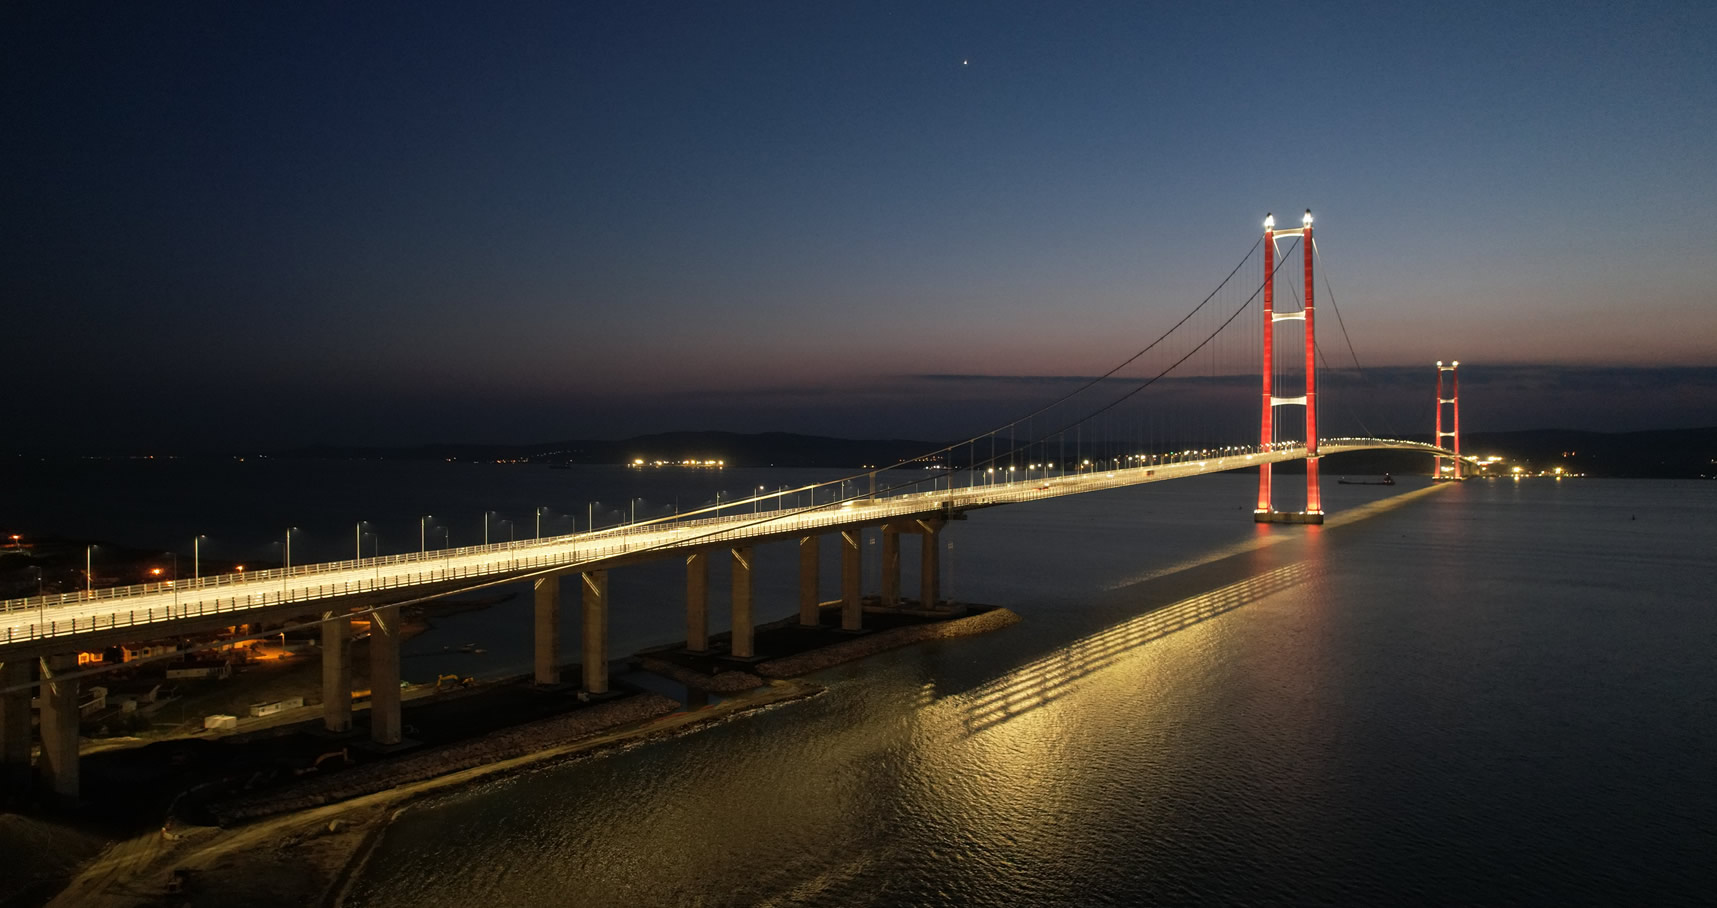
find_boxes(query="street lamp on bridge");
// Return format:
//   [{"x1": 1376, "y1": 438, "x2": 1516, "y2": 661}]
[{"x1": 161, "y1": 551, "x2": 180, "y2": 614}]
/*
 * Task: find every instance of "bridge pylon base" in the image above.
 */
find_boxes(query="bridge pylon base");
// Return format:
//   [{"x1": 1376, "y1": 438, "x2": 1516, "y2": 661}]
[{"x1": 1254, "y1": 510, "x2": 1324, "y2": 525}]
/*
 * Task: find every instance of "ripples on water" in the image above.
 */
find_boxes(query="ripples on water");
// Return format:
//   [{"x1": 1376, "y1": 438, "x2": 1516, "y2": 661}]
[
  {"x1": 15, "y1": 463, "x2": 1711, "y2": 903},
  {"x1": 334, "y1": 475, "x2": 1716, "y2": 906}
]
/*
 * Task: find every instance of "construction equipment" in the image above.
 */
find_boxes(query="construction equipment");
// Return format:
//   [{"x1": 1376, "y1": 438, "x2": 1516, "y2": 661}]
[{"x1": 435, "y1": 674, "x2": 475, "y2": 691}]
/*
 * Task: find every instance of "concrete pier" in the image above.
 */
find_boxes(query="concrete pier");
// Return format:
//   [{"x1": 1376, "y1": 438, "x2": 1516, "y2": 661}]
[
  {"x1": 582, "y1": 570, "x2": 609, "y2": 694},
  {"x1": 686, "y1": 552, "x2": 709, "y2": 652},
  {"x1": 321, "y1": 612, "x2": 353, "y2": 733},
  {"x1": 881, "y1": 527, "x2": 901, "y2": 607},
  {"x1": 841, "y1": 530, "x2": 863, "y2": 631},
  {"x1": 1254, "y1": 510, "x2": 1324, "y2": 524},
  {"x1": 37, "y1": 653, "x2": 79, "y2": 799},
  {"x1": 798, "y1": 535, "x2": 820, "y2": 627},
  {"x1": 0, "y1": 660, "x2": 32, "y2": 790},
  {"x1": 533, "y1": 574, "x2": 561, "y2": 685},
  {"x1": 919, "y1": 519, "x2": 943, "y2": 607},
  {"x1": 730, "y1": 547, "x2": 754, "y2": 658},
  {"x1": 369, "y1": 605, "x2": 403, "y2": 746}
]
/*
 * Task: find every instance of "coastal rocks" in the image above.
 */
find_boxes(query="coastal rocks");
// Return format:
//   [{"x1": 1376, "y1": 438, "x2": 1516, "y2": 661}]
[
  {"x1": 755, "y1": 607, "x2": 1021, "y2": 678},
  {"x1": 635, "y1": 657, "x2": 764, "y2": 693}
]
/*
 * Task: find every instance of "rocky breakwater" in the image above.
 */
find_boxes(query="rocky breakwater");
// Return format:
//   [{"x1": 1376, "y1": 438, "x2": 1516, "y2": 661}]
[
  {"x1": 207, "y1": 693, "x2": 679, "y2": 825},
  {"x1": 634, "y1": 657, "x2": 764, "y2": 693},
  {"x1": 755, "y1": 607, "x2": 1021, "y2": 678}
]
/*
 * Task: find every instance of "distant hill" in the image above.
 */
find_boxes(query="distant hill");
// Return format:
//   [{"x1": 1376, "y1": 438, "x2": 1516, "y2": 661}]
[
  {"x1": 1465, "y1": 427, "x2": 1717, "y2": 478},
  {"x1": 281, "y1": 427, "x2": 1716, "y2": 478},
  {"x1": 281, "y1": 431, "x2": 949, "y2": 469},
  {"x1": 1313, "y1": 427, "x2": 1717, "y2": 479}
]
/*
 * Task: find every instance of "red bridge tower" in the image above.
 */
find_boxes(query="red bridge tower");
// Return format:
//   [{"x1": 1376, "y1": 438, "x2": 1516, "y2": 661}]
[
  {"x1": 1256, "y1": 210, "x2": 1322, "y2": 524},
  {"x1": 1434, "y1": 360, "x2": 1463, "y2": 480}
]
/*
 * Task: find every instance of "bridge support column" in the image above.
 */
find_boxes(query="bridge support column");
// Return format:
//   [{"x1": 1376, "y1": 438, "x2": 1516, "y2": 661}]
[
  {"x1": 1303, "y1": 211, "x2": 1321, "y2": 516},
  {"x1": 840, "y1": 530, "x2": 862, "y2": 631},
  {"x1": 582, "y1": 570, "x2": 609, "y2": 694},
  {"x1": 730, "y1": 547, "x2": 754, "y2": 658},
  {"x1": 1254, "y1": 209, "x2": 1324, "y2": 524},
  {"x1": 686, "y1": 552, "x2": 709, "y2": 652},
  {"x1": 0, "y1": 661, "x2": 33, "y2": 792},
  {"x1": 1258, "y1": 212, "x2": 1276, "y2": 516},
  {"x1": 918, "y1": 519, "x2": 942, "y2": 607},
  {"x1": 534, "y1": 574, "x2": 562, "y2": 685},
  {"x1": 881, "y1": 527, "x2": 901, "y2": 607},
  {"x1": 369, "y1": 605, "x2": 403, "y2": 746},
  {"x1": 1435, "y1": 361, "x2": 1463, "y2": 481},
  {"x1": 321, "y1": 612, "x2": 353, "y2": 733},
  {"x1": 798, "y1": 536, "x2": 820, "y2": 626},
  {"x1": 37, "y1": 654, "x2": 79, "y2": 800}
]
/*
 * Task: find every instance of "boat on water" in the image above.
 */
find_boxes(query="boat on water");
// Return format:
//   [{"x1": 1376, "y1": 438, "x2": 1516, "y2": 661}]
[{"x1": 1337, "y1": 473, "x2": 1395, "y2": 486}]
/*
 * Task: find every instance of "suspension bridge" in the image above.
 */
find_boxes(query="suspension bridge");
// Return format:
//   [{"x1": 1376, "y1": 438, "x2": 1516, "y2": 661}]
[{"x1": 0, "y1": 210, "x2": 1472, "y2": 799}]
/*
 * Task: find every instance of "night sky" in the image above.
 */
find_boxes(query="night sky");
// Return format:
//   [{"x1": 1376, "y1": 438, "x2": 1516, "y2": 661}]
[{"x1": 5, "y1": 2, "x2": 1714, "y2": 451}]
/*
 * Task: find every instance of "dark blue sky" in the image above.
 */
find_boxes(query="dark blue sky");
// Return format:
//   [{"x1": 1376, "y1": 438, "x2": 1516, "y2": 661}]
[{"x1": 4, "y1": 2, "x2": 1713, "y2": 450}]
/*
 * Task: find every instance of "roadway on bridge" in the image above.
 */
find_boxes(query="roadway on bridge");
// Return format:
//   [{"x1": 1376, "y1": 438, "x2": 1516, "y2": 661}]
[{"x1": 0, "y1": 439, "x2": 1443, "y2": 648}]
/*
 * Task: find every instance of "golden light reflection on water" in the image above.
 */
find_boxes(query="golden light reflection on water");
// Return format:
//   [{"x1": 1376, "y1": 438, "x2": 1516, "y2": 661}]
[
  {"x1": 870, "y1": 559, "x2": 1326, "y2": 893},
  {"x1": 946, "y1": 561, "x2": 1317, "y2": 740},
  {"x1": 1102, "y1": 483, "x2": 1448, "y2": 591},
  {"x1": 883, "y1": 483, "x2": 1442, "y2": 865}
]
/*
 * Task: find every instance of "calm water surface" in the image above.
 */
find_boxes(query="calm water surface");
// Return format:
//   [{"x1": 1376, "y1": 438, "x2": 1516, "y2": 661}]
[{"x1": 316, "y1": 475, "x2": 1714, "y2": 906}]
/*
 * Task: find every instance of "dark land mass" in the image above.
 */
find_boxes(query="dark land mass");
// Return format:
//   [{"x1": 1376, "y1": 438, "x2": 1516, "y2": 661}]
[
  {"x1": 276, "y1": 427, "x2": 1717, "y2": 478},
  {"x1": 279, "y1": 430, "x2": 951, "y2": 469},
  {"x1": 1305, "y1": 426, "x2": 1717, "y2": 478},
  {"x1": 7, "y1": 427, "x2": 1713, "y2": 478}
]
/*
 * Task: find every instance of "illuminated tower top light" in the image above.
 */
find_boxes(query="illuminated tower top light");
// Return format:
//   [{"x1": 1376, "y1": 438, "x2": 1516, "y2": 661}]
[
  {"x1": 1302, "y1": 209, "x2": 1313, "y2": 227},
  {"x1": 1263, "y1": 213, "x2": 1275, "y2": 230}
]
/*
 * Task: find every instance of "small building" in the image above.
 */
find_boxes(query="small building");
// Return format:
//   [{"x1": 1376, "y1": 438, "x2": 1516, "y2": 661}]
[
  {"x1": 120, "y1": 642, "x2": 183, "y2": 663},
  {"x1": 166, "y1": 662, "x2": 233, "y2": 680},
  {"x1": 103, "y1": 681, "x2": 162, "y2": 705},
  {"x1": 247, "y1": 696, "x2": 305, "y2": 718}
]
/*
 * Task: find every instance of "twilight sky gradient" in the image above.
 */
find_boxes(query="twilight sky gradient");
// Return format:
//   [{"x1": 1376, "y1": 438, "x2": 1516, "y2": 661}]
[{"x1": 4, "y1": 1, "x2": 1714, "y2": 450}]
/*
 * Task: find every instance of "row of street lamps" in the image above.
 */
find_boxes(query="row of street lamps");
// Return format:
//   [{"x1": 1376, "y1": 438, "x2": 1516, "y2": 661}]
[{"x1": 110, "y1": 445, "x2": 1298, "y2": 591}]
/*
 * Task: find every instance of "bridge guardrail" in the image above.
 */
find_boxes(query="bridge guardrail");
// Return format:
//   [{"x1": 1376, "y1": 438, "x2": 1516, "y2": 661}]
[
  {"x1": 0, "y1": 442, "x2": 1303, "y2": 616},
  {"x1": 0, "y1": 438, "x2": 1459, "y2": 644}
]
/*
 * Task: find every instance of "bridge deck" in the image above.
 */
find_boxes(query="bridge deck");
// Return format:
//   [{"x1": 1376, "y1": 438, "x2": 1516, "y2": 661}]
[{"x1": 0, "y1": 439, "x2": 1448, "y2": 651}]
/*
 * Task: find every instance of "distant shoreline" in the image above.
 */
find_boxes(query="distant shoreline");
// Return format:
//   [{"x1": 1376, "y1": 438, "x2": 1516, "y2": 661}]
[{"x1": 6, "y1": 426, "x2": 1713, "y2": 477}]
